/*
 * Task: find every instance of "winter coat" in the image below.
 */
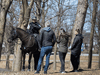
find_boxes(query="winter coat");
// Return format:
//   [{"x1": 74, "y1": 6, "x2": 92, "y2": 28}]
[
  {"x1": 57, "y1": 34, "x2": 69, "y2": 53},
  {"x1": 28, "y1": 22, "x2": 41, "y2": 34},
  {"x1": 39, "y1": 27, "x2": 56, "y2": 47},
  {"x1": 71, "y1": 34, "x2": 83, "y2": 55}
]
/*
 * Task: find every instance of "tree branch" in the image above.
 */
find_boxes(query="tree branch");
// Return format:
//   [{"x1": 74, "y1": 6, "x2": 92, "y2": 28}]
[{"x1": 28, "y1": 0, "x2": 34, "y2": 8}]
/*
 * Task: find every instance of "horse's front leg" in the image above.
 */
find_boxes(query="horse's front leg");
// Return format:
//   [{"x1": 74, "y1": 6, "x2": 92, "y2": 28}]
[
  {"x1": 22, "y1": 52, "x2": 26, "y2": 71},
  {"x1": 27, "y1": 52, "x2": 32, "y2": 71}
]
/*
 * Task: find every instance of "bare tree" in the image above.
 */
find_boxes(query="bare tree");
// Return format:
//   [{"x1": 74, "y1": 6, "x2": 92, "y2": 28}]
[
  {"x1": 0, "y1": 0, "x2": 13, "y2": 60},
  {"x1": 14, "y1": 0, "x2": 34, "y2": 71},
  {"x1": 5, "y1": 1, "x2": 19, "y2": 69},
  {"x1": 97, "y1": 10, "x2": 100, "y2": 68},
  {"x1": 33, "y1": 0, "x2": 49, "y2": 27},
  {"x1": 88, "y1": 0, "x2": 98, "y2": 68},
  {"x1": 71, "y1": 0, "x2": 88, "y2": 45}
]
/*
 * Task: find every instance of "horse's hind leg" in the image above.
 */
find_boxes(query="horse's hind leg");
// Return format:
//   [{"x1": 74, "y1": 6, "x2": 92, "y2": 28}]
[
  {"x1": 27, "y1": 52, "x2": 32, "y2": 71},
  {"x1": 22, "y1": 52, "x2": 26, "y2": 71}
]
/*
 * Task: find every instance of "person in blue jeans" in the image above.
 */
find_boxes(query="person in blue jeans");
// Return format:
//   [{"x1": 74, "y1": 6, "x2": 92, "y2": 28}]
[{"x1": 35, "y1": 21, "x2": 56, "y2": 74}]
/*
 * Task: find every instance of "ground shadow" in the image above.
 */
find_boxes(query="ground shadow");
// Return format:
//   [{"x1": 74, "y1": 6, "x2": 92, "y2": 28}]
[
  {"x1": 0, "y1": 68, "x2": 11, "y2": 72},
  {"x1": 69, "y1": 68, "x2": 100, "y2": 73}
]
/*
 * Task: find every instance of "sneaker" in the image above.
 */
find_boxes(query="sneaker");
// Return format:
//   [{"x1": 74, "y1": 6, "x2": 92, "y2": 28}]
[
  {"x1": 61, "y1": 71, "x2": 66, "y2": 74},
  {"x1": 44, "y1": 71, "x2": 47, "y2": 74},
  {"x1": 34, "y1": 71, "x2": 39, "y2": 74}
]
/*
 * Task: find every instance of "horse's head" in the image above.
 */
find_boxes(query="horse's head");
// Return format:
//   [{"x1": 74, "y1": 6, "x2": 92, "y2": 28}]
[{"x1": 8, "y1": 28, "x2": 18, "y2": 43}]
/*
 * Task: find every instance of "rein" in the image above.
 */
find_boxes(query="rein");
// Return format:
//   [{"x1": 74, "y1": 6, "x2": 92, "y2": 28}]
[
  {"x1": 21, "y1": 34, "x2": 30, "y2": 42},
  {"x1": 16, "y1": 28, "x2": 31, "y2": 42}
]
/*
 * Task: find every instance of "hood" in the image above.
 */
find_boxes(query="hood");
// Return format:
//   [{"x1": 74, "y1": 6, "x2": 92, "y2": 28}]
[
  {"x1": 76, "y1": 34, "x2": 84, "y2": 39},
  {"x1": 43, "y1": 27, "x2": 51, "y2": 32}
]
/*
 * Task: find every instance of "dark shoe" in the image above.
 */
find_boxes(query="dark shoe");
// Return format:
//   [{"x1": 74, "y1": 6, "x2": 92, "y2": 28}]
[
  {"x1": 74, "y1": 70, "x2": 78, "y2": 72},
  {"x1": 44, "y1": 71, "x2": 47, "y2": 74},
  {"x1": 34, "y1": 71, "x2": 39, "y2": 74},
  {"x1": 70, "y1": 70, "x2": 75, "y2": 72},
  {"x1": 70, "y1": 70, "x2": 78, "y2": 72}
]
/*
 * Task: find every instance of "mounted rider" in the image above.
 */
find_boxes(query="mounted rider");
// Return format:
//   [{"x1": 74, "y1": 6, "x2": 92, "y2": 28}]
[{"x1": 27, "y1": 17, "x2": 41, "y2": 50}]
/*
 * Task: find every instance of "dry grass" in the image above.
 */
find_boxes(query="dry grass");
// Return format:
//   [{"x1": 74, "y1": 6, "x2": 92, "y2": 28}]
[{"x1": 0, "y1": 53, "x2": 100, "y2": 75}]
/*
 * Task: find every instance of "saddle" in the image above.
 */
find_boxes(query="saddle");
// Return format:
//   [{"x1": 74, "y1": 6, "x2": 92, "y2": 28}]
[{"x1": 20, "y1": 35, "x2": 37, "y2": 52}]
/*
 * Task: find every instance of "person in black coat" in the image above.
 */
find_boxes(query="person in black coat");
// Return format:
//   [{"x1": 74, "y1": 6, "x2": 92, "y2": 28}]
[
  {"x1": 27, "y1": 18, "x2": 41, "y2": 50},
  {"x1": 28, "y1": 18, "x2": 41, "y2": 35},
  {"x1": 27, "y1": 18, "x2": 41, "y2": 70},
  {"x1": 70, "y1": 29, "x2": 83, "y2": 72}
]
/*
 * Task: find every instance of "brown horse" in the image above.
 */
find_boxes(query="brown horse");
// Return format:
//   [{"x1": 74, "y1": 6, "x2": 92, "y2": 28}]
[{"x1": 8, "y1": 28, "x2": 40, "y2": 71}]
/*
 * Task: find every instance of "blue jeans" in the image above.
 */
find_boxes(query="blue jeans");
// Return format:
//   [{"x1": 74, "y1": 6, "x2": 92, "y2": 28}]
[{"x1": 37, "y1": 46, "x2": 52, "y2": 72}]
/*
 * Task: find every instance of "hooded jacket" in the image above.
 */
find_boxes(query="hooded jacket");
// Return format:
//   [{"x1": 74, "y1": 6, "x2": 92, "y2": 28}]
[
  {"x1": 57, "y1": 34, "x2": 69, "y2": 53},
  {"x1": 71, "y1": 34, "x2": 83, "y2": 55},
  {"x1": 39, "y1": 27, "x2": 56, "y2": 47}
]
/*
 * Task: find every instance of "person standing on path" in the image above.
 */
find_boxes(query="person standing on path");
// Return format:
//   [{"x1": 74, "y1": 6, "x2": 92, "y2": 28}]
[
  {"x1": 70, "y1": 29, "x2": 83, "y2": 72},
  {"x1": 35, "y1": 21, "x2": 56, "y2": 74},
  {"x1": 57, "y1": 28, "x2": 69, "y2": 73}
]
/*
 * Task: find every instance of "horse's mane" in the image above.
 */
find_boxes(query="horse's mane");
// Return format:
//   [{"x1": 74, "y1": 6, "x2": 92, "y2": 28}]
[
  {"x1": 16, "y1": 28, "x2": 36, "y2": 49},
  {"x1": 17, "y1": 28, "x2": 29, "y2": 35}
]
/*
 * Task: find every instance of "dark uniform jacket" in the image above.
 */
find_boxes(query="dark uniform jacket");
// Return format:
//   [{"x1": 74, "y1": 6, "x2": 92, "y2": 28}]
[{"x1": 28, "y1": 22, "x2": 41, "y2": 34}]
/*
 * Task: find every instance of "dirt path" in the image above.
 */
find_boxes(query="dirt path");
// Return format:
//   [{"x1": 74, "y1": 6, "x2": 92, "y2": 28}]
[{"x1": 0, "y1": 54, "x2": 100, "y2": 75}]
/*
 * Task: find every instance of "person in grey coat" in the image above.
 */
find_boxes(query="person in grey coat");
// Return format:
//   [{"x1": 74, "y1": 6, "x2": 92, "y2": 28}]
[{"x1": 57, "y1": 28, "x2": 69, "y2": 73}]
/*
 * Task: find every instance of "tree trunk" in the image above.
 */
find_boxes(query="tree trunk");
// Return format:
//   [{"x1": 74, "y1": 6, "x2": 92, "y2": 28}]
[
  {"x1": 6, "y1": 43, "x2": 10, "y2": 69},
  {"x1": 53, "y1": 0, "x2": 62, "y2": 70},
  {"x1": 13, "y1": 7, "x2": 23, "y2": 71},
  {"x1": 35, "y1": 0, "x2": 41, "y2": 22},
  {"x1": 14, "y1": 0, "x2": 34, "y2": 71},
  {"x1": 0, "y1": 0, "x2": 13, "y2": 60},
  {"x1": 14, "y1": 40, "x2": 22, "y2": 71},
  {"x1": 97, "y1": 10, "x2": 100, "y2": 69},
  {"x1": 71, "y1": 0, "x2": 88, "y2": 45},
  {"x1": 12, "y1": 43, "x2": 17, "y2": 71},
  {"x1": 41, "y1": 6, "x2": 45, "y2": 27},
  {"x1": 88, "y1": 0, "x2": 98, "y2": 68},
  {"x1": 98, "y1": 25, "x2": 100, "y2": 68}
]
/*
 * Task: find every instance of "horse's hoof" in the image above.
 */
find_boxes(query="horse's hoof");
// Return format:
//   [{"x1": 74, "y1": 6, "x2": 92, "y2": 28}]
[
  {"x1": 27, "y1": 69, "x2": 30, "y2": 71},
  {"x1": 21, "y1": 69, "x2": 25, "y2": 71}
]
